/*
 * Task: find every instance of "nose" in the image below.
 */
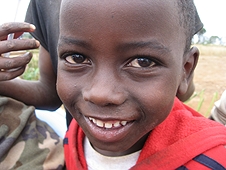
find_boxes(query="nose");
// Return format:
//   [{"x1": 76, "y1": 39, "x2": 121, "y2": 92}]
[{"x1": 82, "y1": 76, "x2": 127, "y2": 106}]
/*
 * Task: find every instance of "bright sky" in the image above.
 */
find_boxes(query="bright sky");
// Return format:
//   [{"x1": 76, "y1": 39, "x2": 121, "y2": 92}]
[
  {"x1": 0, "y1": 0, "x2": 30, "y2": 23},
  {"x1": 0, "y1": 0, "x2": 226, "y2": 38},
  {"x1": 194, "y1": 0, "x2": 226, "y2": 38}
]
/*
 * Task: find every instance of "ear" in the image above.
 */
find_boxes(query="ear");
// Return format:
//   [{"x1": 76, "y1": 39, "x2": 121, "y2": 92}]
[{"x1": 177, "y1": 46, "x2": 199, "y2": 96}]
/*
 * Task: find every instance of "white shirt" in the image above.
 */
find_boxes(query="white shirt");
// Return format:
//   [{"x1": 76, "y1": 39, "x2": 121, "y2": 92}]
[{"x1": 84, "y1": 137, "x2": 141, "y2": 170}]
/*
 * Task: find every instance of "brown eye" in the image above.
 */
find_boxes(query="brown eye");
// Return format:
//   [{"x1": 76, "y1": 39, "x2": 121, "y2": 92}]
[
  {"x1": 128, "y1": 57, "x2": 156, "y2": 68},
  {"x1": 65, "y1": 54, "x2": 90, "y2": 64}
]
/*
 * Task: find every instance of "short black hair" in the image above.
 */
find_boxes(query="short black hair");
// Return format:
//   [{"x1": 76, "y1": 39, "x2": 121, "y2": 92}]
[{"x1": 177, "y1": 0, "x2": 203, "y2": 52}]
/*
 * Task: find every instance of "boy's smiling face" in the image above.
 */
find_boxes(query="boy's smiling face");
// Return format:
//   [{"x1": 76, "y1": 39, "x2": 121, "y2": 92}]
[{"x1": 57, "y1": 0, "x2": 198, "y2": 156}]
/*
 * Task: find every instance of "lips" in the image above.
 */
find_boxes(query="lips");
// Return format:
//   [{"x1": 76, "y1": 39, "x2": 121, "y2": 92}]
[
  {"x1": 81, "y1": 114, "x2": 136, "y2": 144},
  {"x1": 88, "y1": 117, "x2": 128, "y2": 129}
]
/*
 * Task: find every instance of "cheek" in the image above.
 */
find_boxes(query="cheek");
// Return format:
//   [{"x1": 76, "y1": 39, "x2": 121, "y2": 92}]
[
  {"x1": 141, "y1": 95, "x2": 174, "y2": 135},
  {"x1": 56, "y1": 72, "x2": 75, "y2": 106},
  {"x1": 134, "y1": 81, "x2": 176, "y2": 124}
]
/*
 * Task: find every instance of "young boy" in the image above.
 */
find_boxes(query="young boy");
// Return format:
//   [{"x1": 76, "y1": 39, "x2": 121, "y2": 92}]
[{"x1": 56, "y1": 0, "x2": 226, "y2": 169}]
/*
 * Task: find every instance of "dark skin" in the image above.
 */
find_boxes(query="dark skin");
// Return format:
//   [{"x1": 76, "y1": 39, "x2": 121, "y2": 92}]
[
  {"x1": 57, "y1": 0, "x2": 199, "y2": 156},
  {"x1": 0, "y1": 22, "x2": 38, "y2": 80},
  {"x1": 177, "y1": 72, "x2": 195, "y2": 102},
  {"x1": 0, "y1": 22, "x2": 62, "y2": 110}
]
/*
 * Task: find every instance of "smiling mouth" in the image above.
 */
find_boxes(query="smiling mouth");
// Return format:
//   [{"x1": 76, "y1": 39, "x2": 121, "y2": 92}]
[{"x1": 88, "y1": 117, "x2": 129, "y2": 129}]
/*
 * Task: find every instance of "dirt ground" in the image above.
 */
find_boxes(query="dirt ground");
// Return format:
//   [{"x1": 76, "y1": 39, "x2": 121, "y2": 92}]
[{"x1": 185, "y1": 55, "x2": 226, "y2": 117}]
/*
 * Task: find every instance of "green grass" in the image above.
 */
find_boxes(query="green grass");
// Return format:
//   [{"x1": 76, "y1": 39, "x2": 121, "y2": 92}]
[
  {"x1": 185, "y1": 90, "x2": 219, "y2": 117},
  {"x1": 20, "y1": 49, "x2": 39, "y2": 80}
]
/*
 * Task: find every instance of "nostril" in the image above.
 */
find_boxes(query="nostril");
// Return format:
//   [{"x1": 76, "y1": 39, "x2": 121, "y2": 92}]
[{"x1": 82, "y1": 88, "x2": 126, "y2": 106}]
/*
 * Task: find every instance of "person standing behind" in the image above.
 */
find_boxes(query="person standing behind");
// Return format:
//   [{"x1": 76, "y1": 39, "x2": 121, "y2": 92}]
[
  {"x1": 0, "y1": 0, "x2": 64, "y2": 122},
  {"x1": 0, "y1": 24, "x2": 64, "y2": 169}
]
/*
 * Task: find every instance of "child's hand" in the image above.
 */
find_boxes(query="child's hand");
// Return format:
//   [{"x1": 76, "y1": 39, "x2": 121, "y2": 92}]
[{"x1": 0, "y1": 22, "x2": 40, "y2": 81}]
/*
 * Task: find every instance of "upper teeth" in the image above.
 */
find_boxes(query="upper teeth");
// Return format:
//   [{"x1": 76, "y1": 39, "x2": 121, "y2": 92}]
[{"x1": 88, "y1": 117, "x2": 128, "y2": 129}]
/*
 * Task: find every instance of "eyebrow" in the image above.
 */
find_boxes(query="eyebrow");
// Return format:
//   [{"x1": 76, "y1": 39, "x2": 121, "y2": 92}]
[
  {"x1": 117, "y1": 40, "x2": 171, "y2": 54},
  {"x1": 58, "y1": 36, "x2": 92, "y2": 49},
  {"x1": 58, "y1": 36, "x2": 170, "y2": 54}
]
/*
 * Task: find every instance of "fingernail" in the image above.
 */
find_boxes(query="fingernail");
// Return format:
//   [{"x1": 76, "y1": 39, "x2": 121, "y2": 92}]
[
  {"x1": 22, "y1": 52, "x2": 30, "y2": 57},
  {"x1": 36, "y1": 40, "x2": 40, "y2": 46},
  {"x1": 30, "y1": 24, "x2": 36, "y2": 30}
]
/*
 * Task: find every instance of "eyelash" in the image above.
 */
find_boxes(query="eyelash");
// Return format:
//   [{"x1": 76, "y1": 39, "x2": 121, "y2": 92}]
[
  {"x1": 126, "y1": 55, "x2": 160, "y2": 68},
  {"x1": 62, "y1": 53, "x2": 159, "y2": 68},
  {"x1": 63, "y1": 53, "x2": 91, "y2": 65}
]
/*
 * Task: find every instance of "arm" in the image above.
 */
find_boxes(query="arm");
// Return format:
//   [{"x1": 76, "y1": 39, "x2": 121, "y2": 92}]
[
  {"x1": 0, "y1": 22, "x2": 62, "y2": 110},
  {"x1": 6, "y1": 0, "x2": 62, "y2": 110},
  {"x1": 0, "y1": 44, "x2": 62, "y2": 110}
]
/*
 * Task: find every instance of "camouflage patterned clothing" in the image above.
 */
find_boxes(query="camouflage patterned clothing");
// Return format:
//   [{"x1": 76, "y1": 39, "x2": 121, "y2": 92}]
[{"x1": 0, "y1": 96, "x2": 65, "y2": 170}]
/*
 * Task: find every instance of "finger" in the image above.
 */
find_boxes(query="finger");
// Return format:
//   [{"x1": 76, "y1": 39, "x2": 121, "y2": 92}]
[
  {"x1": 0, "y1": 22, "x2": 35, "y2": 40},
  {"x1": 0, "y1": 66, "x2": 26, "y2": 81},
  {"x1": 0, "y1": 39, "x2": 39, "y2": 54},
  {"x1": 1, "y1": 32, "x2": 26, "y2": 40},
  {"x1": 0, "y1": 52, "x2": 32, "y2": 70}
]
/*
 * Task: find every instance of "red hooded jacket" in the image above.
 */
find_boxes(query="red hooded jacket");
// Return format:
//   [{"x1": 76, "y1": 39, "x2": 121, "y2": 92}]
[{"x1": 64, "y1": 98, "x2": 226, "y2": 170}]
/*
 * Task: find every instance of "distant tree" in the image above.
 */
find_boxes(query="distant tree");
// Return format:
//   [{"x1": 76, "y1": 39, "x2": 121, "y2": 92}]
[
  {"x1": 207, "y1": 36, "x2": 221, "y2": 45},
  {"x1": 196, "y1": 28, "x2": 206, "y2": 44}
]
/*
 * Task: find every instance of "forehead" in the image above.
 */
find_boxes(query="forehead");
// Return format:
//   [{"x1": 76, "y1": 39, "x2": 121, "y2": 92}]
[
  {"x1": 60, "y1": 0, "x2": 180, "y2": 31},
  {"x1": 61, "y1": 0, "x2": 177, "y2": 14},
  {"x1": 61, "y1": 0, "x2": 177, "y2": 11},
  {"x1": 59, "y1": 0, "x2": 185, "y2": 55}
]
